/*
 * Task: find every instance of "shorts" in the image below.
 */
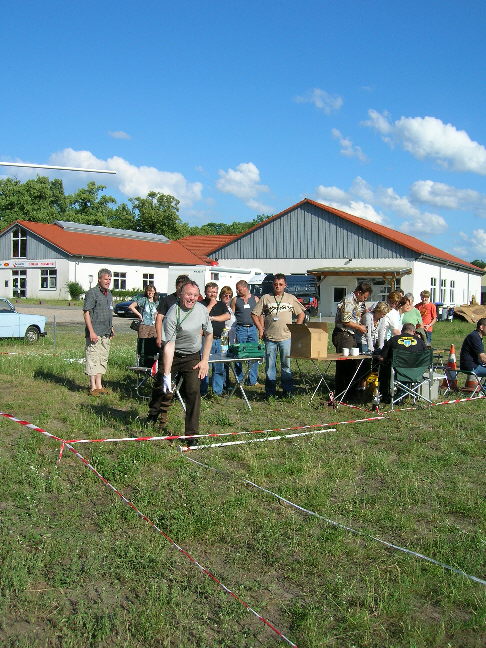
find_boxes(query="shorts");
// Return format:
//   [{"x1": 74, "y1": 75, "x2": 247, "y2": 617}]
[{"x1": 85, "y1": 336, "x2": 111, "y2": 376}]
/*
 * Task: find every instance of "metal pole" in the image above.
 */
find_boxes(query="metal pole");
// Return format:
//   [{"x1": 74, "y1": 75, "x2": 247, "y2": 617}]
[{"x1": 0, "y1": 162, "x2": 116, "y2": 174}]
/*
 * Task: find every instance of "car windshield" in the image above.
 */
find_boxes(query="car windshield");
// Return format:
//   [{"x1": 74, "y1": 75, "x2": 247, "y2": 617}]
[{"x1": 0, "y1": 299, "x2": 15, "y2": 313}]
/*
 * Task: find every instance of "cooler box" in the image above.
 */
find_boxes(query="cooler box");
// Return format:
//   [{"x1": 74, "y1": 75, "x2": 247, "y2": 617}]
[
  {"x1": 227, "y1": 342, "x2": 265, "y2": 358},
  {"x1": 419, "y1": 371, "x2": 441, "y2": 400},
  {"x1": 288, "y1": 323, "x2": 328, "y2": 359}
]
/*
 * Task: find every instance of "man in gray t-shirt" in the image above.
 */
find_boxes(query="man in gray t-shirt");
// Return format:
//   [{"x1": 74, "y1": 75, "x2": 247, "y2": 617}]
[
  {"x1": 83, "y1": 268, "x2": 114, "y2": 396},
  {"x1": 148, "y1": 281, "x2": 213, "y2": 446}
]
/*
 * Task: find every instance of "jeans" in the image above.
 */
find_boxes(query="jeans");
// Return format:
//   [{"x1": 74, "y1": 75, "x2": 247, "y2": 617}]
[
  {"x1": 200, "y1": 338, "x2": 225, "y2": 395},
  {"x1": 471, "y1": 364, "x2": 486, "y2": 377},
  {"x1": 265, "y1": 338, "x2": 292, "y2": 396},
  {"x1": 234, "y1": 324, "x2": 259, "y2": 385},
  {"x1": 425, "y1": 330, "x2": 433, "y2": 344}
]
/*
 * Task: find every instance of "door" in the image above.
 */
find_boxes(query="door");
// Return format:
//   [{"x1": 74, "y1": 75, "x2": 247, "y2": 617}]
[
  {"x1": 12, "y1": 270, "x2": 27, "y2": 298},
  {"x1": 332, "y1": 286, "x2": 347, "y2": 316}
]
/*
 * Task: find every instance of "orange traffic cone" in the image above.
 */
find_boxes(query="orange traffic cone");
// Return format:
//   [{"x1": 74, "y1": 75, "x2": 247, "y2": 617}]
[
  {"x1": 462, "y1": 375, "x2": 479, "y2": 392},
  {"x1": 441, "y1": 344, "x2": 458, "y2": 390}
]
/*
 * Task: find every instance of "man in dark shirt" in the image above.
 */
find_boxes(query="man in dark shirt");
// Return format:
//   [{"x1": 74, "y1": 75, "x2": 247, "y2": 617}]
[
  {"x1": 380, "y1": 322, "x2": 427, "y2": 362},
  {"x1": 459, "y1": 318, "x2": 486, "y2": 376},
  {"x1": 200, "y1": 282, "x2": 230, "y2": 396},
  {"x1": 83, "y1": 268, "x2": 114, "y2": 396},
  {"x1": 379, "y1": 323, "x2": 427, "y2": 402}
]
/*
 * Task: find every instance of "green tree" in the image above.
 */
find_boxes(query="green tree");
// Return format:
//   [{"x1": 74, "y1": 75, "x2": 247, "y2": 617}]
[
  {"x1": 129, "y1": 192, "x2": 189, "y2": 238},
  {"x1": 470, "y1": 259, "x2": 486, "y2": 269},
  {"x1": 108, "y1": 203, "x2": 137, "y2": 230},
  {"x1": 0, "y1": 176, "x2": 67, "y2": 229},
  {"x1": 66, "y1": 182, "x2": 117, "y2": 226}
]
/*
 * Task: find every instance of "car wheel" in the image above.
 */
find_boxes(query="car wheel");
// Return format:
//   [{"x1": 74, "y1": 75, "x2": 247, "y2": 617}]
[{"x1": 25, "y1": 326, "x2": 40, "y2": 342}]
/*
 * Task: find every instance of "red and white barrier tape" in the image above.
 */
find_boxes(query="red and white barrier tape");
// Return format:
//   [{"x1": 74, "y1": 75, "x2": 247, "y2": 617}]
[
  {"x1": 1, "y1": 412, "x2": 298, "y2": 647},
  {"x1": 185, "y1": 455, "x2": 486, "y2": 587},
  {"x1": 0, "y1": 411, "x2": 64, "y2": 442},
  {"x1": 181, "y1": 427, "x2": 337, "y2": 451},
  {"x1": 63, "y1": 416, "x2": 385, "y2": 446}
]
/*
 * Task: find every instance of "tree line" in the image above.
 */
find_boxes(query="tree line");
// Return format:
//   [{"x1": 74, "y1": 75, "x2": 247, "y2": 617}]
[{"x1": 0, "y1": 176, "x2": 269, "y2": 239}]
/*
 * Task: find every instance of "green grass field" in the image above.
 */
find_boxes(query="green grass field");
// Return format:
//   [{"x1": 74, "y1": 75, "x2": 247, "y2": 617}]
[{"x1": 1, "y1": 320, "x2": 485, "y2": 647}]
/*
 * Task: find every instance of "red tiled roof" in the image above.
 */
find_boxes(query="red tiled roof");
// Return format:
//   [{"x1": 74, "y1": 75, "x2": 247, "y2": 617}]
[
  {"x1": 208, "y1": 198, "x2": 482, "y2": 272},
  {"x1": 13, "y1": 221, "x2": 207, "y2": 265},
  {"x1": 178, "y1": 235, "x2": 239, "y2": 260}
]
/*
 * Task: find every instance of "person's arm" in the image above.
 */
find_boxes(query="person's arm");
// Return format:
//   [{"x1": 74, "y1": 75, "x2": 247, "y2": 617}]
[
  {"x1": 251, "y1": 313, "x2": 264, "y2": 338},
  {"x1": 295, "y1": 312, "x2": 305, "y2": 324},
  {"x1": 376, "y1": 316, "x2": 386, "y2": 351},
  {"x1": 83, "y1": 311, "x2": 99, "y2": 343},
  {"x1": 162, "y1": 340, "x2": 175, "y2": 375},
  {"x1": 230, "y1": 297, "x2": 237, "y2": 313},
  {"x1": 365, "y1": 313, "x2": 374, "y2": 351},
  {"x1": 155, "y1": 312, "x2": 164, "y2": 348},
  {"x1": 128, "y1": 301, "x2": 142, "y2": 319},
  {"x1": 193, "y1": 332, "x2": 213, "y2": 379},
  {"x1": 210, "y1": 312, "x2": 231, "y2": 322}
]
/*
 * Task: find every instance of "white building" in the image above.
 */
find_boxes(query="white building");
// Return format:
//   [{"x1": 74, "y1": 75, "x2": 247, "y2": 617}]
[
  {"x1": 206, "y1": 199, "x2": 484, "y2": 316},
  {"x1": 0, "y1": 220, "x2": 207, "y2": 299}
]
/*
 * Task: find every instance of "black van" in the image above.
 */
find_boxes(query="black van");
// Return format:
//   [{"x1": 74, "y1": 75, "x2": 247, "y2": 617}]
[{"x1": 259, "y1": 274, "x2": 319, "y2": 319}]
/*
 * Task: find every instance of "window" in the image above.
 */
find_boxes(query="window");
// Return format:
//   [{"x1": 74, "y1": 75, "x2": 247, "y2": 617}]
[
  {"x1": 333, "y1": 287, "x2": 346, "y2": 302},
  {"x1": 356, "y1": 277, "x2": 400, "y2": 302},
  {"x1": 440, "y1": 279, "x2": 447, "y2": 302},
  {"x1": 450, "y1": 280, "x2": 455, "y2": 304},
  {"x1": 143, "y1": 273, "x2": 154, "y2": 288},
  {"x1": 113, "y1": 272, "x2": 126, "y2": 290},
  {"x1": 210, "y1": 272, "x2": 219, "y2": 281},
  {"x1": 12, "y1": 270, "x2": 27, "y2": 298},
  {"x1": 40, "y1": 269, "x2": 57, "y2": 290},
  {"x1": 12, "y1": 226, "x2": 27, "y2": 258},
  {"x1": 430, "y1": 278, "x2": 437, "y2": 302}
]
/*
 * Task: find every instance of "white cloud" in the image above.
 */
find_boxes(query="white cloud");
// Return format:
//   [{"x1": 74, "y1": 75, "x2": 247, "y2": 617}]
[
  {"x1": 216, "y1": 162, "x2": 273, "y2": 212},
  {"x1": 400, "y1": 212, "x2": 448, "y2": 235},
  {"x1": 108, "y1": 130, "x2": 131, "y2": 140},
  {"x1": 314, "y1": 176, "x2": 447, "y2": 233},
  {"x1": 457, "y1": 229, "x2": 486, "y2": 257},
  {"x1": 46, "y1": 148, "x2": 203, "y2": 206},
  {"x1": 331, "y1": 128, "x2": 367, "y2": 162},
  {"x1": 410, "y1": 180, "x2": 486, "y2": 217},
  {"x1": 364, "y1": 109, "x2": 486, "y2": 175},
  {"x1": 294, "y1": 88, "x2": 343, "y2": 114},
  {"x1": 315, "y1": 185, "x2": 385, "y2": 224}
]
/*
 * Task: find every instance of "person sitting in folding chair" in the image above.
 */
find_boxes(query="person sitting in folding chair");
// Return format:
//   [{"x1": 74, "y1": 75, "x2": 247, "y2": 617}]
[
  {"x1": 378, "y1": 323, "x2": 428, "y2": 404},
  {"x1": 458, "y1": 318, "x2": 486, "y2": 394}
]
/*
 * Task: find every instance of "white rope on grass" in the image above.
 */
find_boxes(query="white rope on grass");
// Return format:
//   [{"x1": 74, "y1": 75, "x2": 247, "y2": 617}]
[
  {"x1": 181, "y1": 427, "x2": 337, "y2": 451},
  {"x1": 184, "y1": 455, "x2": 486, "y2": 587}
]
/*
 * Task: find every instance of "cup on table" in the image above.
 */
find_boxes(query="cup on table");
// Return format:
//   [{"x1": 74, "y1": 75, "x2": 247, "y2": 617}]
[
  {"x1": 342, "y1": 348, "x2": 350, "y2": 356},
  {"x1": 350, "y1": 347, "x2": 359, "y2": 356}
]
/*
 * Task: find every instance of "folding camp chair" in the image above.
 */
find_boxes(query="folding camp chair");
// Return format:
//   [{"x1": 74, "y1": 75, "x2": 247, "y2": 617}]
[
  {"x1": 455, "y1": 369, "x2": 486, "y2": 397},
  {"x1": 390, "y1": 348, "x2": 434, "y2": 409}
]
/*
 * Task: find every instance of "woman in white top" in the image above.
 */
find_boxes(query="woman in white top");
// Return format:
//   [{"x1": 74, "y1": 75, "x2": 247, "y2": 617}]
[
  {"x1": 360, "y1": 301, "x2": 390, "y2": 353},
  {"x1": 377, "y1": 291, "x2": 403, "y2": 350}
]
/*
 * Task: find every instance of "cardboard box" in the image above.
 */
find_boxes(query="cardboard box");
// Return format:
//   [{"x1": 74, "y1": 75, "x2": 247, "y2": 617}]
[{"x1": 288, "y1": 322, "x2": 328, "y2": 359}]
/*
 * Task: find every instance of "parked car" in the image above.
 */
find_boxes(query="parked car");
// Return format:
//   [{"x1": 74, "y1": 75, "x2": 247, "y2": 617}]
[
  {"x1": 0, "y1": 297, "x2": 47, "y2": 342},
  {"x1": 260, "y1": 274, "x2": 319, "y2": 321},
  {"x1": 114, "y1": 293, "x2": 167, "y2": 317}
]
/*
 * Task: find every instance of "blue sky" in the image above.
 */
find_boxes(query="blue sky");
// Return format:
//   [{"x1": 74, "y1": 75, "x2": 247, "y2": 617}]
[{"x1": 2, "y1": 0, "x2": 486, "y2": 260}]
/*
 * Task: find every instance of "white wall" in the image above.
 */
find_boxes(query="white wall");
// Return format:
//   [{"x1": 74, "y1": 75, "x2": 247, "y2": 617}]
[{"x1": 411, "y1": 259, "x2": 481, "y2": 306}]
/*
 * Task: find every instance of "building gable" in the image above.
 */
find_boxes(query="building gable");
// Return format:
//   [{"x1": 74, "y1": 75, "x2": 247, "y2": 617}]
[{"x1": 212, "y1": 201, "x2": 415, "y2": 261}]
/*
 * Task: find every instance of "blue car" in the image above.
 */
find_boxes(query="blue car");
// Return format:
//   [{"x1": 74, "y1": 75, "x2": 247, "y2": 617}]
[
  {"x1": 0, "y1": 297, "x2": 47, "y2": 342},
  {"x1": 114, "y1": 293, "x2": 167, "y2": 317}
]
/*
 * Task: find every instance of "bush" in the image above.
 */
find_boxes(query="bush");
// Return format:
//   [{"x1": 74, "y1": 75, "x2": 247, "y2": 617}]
[{"x1": 66, "y1": 281, "x2": 85, "y2": 300}]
